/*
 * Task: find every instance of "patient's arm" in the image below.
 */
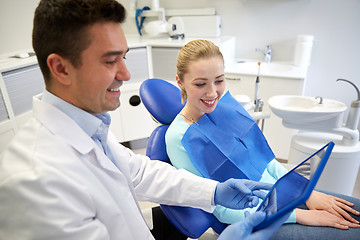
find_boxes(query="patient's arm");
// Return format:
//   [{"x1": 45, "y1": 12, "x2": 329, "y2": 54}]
[
  {"x1": 305, "y1": 191, "x2": 360, "y2": 224},
  {"x1": 295, "y1": 208, "x2": 360, "y2": 229},
  {"x1": 266, "y1": 159, "x2": 289, "y2": 180}
]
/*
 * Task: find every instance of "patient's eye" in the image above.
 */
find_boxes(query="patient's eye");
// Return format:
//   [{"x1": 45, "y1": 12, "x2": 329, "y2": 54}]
[{"x1": 216, "y1": 79, "x2": 224, "y2": 84}]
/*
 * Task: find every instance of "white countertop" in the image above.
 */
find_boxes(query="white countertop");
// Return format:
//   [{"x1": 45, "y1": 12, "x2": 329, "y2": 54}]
[
  {"x1": 0, "y1": 53, "x2": 38, "y2": 73},
  {"x1": 126, "y1": 34, "x2": 235, "y2": 48}
]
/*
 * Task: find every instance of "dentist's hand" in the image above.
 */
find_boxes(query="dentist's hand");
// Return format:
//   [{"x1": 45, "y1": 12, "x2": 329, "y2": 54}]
[
  {"x1": 214, "y1": 178, "x2": 273, "y2": 209},
  {"x1": 218, "y1": 211, "x2": 290, "y2": 240}
]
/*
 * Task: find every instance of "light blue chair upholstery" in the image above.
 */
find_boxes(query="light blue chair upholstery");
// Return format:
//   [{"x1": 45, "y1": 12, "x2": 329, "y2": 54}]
[{"x1": 139, "y1": 78, "x2": 227, "y2": 238}]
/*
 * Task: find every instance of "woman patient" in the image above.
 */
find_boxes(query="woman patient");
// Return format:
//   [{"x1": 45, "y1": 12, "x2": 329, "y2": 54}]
[{"x1": 165, "y1": 39, "x2": 360, "y2": 238}]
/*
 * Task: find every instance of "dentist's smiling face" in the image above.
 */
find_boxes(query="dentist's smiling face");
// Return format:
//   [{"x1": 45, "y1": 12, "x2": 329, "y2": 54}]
[
  {"x1": 66, "y1": 22, "x2": 131, "y2": 114},
  {"x1": 178, "y1": 56, "x2": 225, "y2": 120}
]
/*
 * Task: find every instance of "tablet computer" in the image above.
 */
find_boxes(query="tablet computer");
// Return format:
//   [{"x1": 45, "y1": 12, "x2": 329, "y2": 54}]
[{"x1": 254, "y1": 141, "x2": 335, "y2": 231}]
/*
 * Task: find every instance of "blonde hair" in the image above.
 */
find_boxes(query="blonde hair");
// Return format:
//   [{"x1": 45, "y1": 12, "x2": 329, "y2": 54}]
[{"x1": 176, "y1": 39, "x2": 224, "y2": 103}]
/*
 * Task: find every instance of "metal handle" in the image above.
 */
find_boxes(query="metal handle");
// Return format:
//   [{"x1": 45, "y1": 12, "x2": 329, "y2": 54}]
[
  {"x1": 315, "y1": 96, "x2": 323, "y2": 104},
  {"x1": 337, "y1": 78, "x2": 360, "y2": 101}
]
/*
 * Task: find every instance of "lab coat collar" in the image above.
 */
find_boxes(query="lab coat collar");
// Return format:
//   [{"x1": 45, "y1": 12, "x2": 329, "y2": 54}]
[
  {"x1": 33, "y1": 94, "x2": 96, "y2": 155},
  {"x1": 42, "y1": 90, "x2": 102, "y2": 138},
  {"x1": 33, "y1": 94, "x2": 127, "y2": 175}
]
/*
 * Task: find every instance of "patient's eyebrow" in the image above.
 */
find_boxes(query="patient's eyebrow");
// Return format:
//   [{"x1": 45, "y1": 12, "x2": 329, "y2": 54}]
[
  {"x1": 216, "y1": 74, "x2": 225, "y2": 79},
  {"x1": 193, "y1": 77, "x2": 208, "y2": 81}
]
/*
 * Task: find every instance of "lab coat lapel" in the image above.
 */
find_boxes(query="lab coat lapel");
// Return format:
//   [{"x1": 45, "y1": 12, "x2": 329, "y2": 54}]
[
  {"x1": 107, "y1": 134, "x2": 142, "y2": 204},
  {"x1": 89, "y1": 136, "x2": 143, "y2": 214}
]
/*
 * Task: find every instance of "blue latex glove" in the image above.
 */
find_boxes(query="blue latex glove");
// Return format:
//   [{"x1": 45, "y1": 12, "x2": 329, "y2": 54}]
[
  {"x1": 214, "y1": 178, "x2": 273, "y2": 209},
  {"x1": 218, "y1": 211, "x2": 291, "y2": 240},
  {"x1": 258, "y1": 187, "x2": 278, "y2": 217}
]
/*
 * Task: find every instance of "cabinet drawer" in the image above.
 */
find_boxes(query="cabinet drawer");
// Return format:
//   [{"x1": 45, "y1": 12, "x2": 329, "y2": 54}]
[{"x1": 1, "y1": 64, "x2": 44, "y2": 120}]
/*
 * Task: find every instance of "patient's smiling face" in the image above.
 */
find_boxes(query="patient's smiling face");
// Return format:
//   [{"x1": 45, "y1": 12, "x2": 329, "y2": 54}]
[{"x1": 177, "y1": 56, "x2": 225, "y2": 121}]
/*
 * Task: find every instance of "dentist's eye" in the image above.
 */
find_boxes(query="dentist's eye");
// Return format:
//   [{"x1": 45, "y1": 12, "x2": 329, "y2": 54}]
[{"x1": 106, "y1": 59, "x2": 118, "y2": 65}]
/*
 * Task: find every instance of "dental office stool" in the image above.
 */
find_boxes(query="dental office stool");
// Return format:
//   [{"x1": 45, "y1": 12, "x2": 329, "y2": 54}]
[{"x1": 139, "y1": 78, "x2": 227, "y2": 239}]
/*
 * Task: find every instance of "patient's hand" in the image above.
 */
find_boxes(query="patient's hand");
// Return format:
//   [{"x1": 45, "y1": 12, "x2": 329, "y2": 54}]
[
  {"x1": 305, "y1": 191, "x2": 359, "y2": 224},
  {"x1": 296, "y1": 209, "x2": 360, "y2": 229}
]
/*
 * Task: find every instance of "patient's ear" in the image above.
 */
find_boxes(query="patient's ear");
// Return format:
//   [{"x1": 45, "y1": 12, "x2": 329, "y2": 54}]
[
  {"x1": 47, "y1": 53, "x2": 72, "y2": 86},
  {"x1": 176, "y1": 75, "x2": 184, "y2": 89}
]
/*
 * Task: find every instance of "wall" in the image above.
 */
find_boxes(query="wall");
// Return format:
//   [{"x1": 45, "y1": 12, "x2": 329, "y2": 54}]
[
  {"x1": 0, "y1": 0, "x2": 38, "y2": 54},
  {"x1": 1, "y1": 0, "x2": 360, "y2": 122}
]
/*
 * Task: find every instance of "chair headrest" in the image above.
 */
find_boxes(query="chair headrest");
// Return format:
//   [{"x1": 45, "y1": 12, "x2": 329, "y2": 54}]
[{"x1": 140, "y1": 78, "x2": 184, "y2": 125}]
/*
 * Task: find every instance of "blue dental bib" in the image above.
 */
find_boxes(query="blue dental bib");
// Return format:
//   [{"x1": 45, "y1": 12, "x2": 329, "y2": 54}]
[{"x1": 181, "y1": 91, "x2": 275, "y2": 182}]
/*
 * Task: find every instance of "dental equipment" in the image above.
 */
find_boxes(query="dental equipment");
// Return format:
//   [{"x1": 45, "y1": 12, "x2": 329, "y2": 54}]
[
  {"x1": 274, "y1": 79, "x2": 360, "y2": 196},
  {"x1": 254, "y1": 62, "x2": 263, "y2": 113},
  {"x1": 337, "y1": 78, "x2": 360, "y2": 132},
  {"x1": 254, "y1": 62, "x2": 261, "y2": 106},
  {"x1": 255, "y1": 45, "x2": 272, "y2": 63},
  {"x1": 253, "y1": 62, "x2": 266, "y2": 129}
]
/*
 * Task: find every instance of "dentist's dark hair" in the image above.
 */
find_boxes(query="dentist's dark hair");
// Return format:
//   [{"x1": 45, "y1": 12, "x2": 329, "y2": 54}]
[{"x1": 32, "y1": 0, "x2": 126, "y2": 83}]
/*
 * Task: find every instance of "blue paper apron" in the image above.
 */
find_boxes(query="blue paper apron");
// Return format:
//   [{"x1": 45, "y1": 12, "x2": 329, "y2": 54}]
[{"x1": 181, "y1": 91, "x2": 275, "y2": 182}]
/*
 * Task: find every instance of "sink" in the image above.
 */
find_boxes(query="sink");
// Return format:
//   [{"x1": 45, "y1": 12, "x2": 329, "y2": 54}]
[{"x1": 268, "y1": 95, "x2": 347, "y2": 129}]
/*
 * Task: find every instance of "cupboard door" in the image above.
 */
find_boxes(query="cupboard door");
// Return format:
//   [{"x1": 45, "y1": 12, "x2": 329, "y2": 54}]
[
  {"x1": 110, "y1": 84, "x2": 156, "y2": 142},
  {"x1": 151, "y1": 47, "x2": 180, "y2": 81},
  {"x1": 125, "y1": 47, "x2": 149, "y2": 84}
]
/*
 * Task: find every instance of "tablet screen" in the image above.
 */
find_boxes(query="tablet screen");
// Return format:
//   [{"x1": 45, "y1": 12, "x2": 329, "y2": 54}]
[{"x1": 256, "y1": 144, "x2": 327, "y2": 220}]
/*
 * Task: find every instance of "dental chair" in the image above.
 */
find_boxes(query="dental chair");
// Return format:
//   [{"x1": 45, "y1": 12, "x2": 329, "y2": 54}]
[{"x1": 139, "y1": 78, "x2": 227, "y2": 239}]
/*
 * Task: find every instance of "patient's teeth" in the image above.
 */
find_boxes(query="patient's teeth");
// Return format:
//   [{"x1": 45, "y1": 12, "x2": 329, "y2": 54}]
[{"x1": 204, "y1": 99, "x2": 215, "y2": 104}]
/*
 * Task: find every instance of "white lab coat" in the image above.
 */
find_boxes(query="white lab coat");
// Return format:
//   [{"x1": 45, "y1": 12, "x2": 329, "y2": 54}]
[{"x1": 0, "y1": 94, "x2": 218, "y2": 240}]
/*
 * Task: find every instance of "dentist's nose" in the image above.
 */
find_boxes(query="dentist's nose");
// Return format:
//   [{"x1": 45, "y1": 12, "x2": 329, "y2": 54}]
[{"x1": 116, "y1": 60, "x2": 131, "y2": 82}]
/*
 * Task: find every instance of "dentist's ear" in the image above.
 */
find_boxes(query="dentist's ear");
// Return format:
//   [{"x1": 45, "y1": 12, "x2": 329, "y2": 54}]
[{"x1": 47, "y1": 53, "x2": 72, "y2": 86}]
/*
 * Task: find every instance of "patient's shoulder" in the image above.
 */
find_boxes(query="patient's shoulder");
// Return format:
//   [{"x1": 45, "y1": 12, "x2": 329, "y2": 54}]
[{"x1": 166, "y1": 115, "x2": 190, "y2": 140}]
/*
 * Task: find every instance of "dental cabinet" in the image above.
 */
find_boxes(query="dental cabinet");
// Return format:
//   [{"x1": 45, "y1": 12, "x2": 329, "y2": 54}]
[{"x1": 0, "y1": 56, "x2": 44, "y2": 152}]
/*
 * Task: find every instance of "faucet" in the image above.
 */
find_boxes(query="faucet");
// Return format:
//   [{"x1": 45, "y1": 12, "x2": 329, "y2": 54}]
[{"x1": 255, "y1": 45, "x2": 272, "y2": 63}]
